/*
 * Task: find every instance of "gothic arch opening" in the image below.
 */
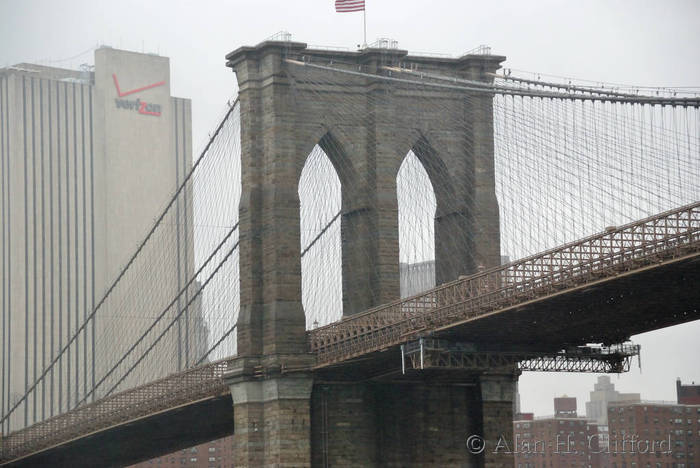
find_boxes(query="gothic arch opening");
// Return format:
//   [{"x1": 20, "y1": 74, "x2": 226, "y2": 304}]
[
  {"x1": 397, "y1": 150, "x2": 437, "y2": 298},
  {"x1": 299, "y1": 144, "x2": 342, "y2": 328}
]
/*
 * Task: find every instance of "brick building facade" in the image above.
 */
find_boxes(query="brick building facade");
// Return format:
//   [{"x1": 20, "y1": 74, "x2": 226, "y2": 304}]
[
  {"x1": 607, "y1": 401, "x2": 700, "y2": 468},
  {"x1": 514, "y1": 397, "x2": 601, "y2": 468},
  {"x1": 130, "y1": 435, "x2": 234, "y2": 468}
]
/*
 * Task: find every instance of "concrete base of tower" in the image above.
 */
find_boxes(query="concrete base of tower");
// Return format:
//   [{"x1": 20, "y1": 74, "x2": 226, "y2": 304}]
[{"x1": 225, "y1": 355, "x2": 315, "y2": 467}]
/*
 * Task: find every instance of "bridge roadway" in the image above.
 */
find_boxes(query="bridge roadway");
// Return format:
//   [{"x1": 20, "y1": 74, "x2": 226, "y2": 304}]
[{"x1": 2, "y1": 202, "x2": 699, "y2": 466}]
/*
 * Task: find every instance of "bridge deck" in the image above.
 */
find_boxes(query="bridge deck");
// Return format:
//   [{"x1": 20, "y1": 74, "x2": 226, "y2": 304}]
[
  {"x1": 309, "y1": 202, "x2": 700, "y2": 367},
  {"x1": 1, "y1": 359, "x2": 233, "y2": 466}
]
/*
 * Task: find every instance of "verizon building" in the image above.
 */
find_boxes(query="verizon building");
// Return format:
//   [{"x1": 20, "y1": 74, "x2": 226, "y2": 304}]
[{"x1": 0, "y1": 47, "x2": 195, "y2": 430}]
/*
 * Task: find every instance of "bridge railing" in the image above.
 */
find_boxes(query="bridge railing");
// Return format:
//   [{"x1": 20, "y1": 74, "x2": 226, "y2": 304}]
[
  {"x1": 0, "y1": 357, "x2": 235, "y2": 463},
  {"x1": 310, "y1": 202, "x2": 700, "y2": 366}
]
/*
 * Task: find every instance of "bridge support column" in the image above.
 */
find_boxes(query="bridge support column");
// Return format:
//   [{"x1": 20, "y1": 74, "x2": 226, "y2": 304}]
[
  {"x1": 227, "y1": 362, "x2": 314, "y2": 467},
  {"x1": 478, "y1": 373, "x2": 518, "y2": 468},
  {"x1": 308, "y1": 375, "x2": 517, "y2": 467},
  {"x1": 310, "y1": 381, "x2": 483, "y2": 467},
  {"x1": 340, "y1": 154, "x2": 401, "y2": 316}
]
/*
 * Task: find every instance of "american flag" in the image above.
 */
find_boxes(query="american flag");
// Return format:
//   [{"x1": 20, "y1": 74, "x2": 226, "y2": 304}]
[{"x1": 335, "y1": 0, "x2": 365, "y2": 13}]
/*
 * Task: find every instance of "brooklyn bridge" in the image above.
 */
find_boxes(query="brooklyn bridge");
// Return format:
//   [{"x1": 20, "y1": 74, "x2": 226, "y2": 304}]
[{"x1": 1, "y1": 39, "x2": 699, "y2": 467}]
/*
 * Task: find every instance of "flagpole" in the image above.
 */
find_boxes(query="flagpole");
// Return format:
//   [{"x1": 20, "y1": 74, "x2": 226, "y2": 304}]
[{"x1": 363, "y1": 8, "x2": 367, "y2": 47}]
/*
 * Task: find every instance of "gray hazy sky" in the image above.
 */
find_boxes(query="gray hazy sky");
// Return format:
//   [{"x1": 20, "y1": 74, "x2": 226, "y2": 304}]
[{"x1": 1, "y1": 0, "x2": 699, "y2": 417}]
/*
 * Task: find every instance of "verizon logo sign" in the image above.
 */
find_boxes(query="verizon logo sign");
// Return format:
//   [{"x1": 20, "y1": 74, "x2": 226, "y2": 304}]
[{"x1": 112, "y1": 74, "x2": 165, "y2": 117}]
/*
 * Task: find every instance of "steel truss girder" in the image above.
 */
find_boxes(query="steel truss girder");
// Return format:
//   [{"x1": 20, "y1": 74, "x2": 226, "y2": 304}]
[{"x1": 400, "y1": 339, "x2": 640, "y2": 374}]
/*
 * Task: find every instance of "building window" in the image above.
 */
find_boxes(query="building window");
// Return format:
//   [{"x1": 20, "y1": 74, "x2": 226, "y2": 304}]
[
  {"x1": 208, "y1": 447, "x2": 216, "y2": 452},
  {"x1": 190, "y1": 458, "x2": 197, "y2": 463}
]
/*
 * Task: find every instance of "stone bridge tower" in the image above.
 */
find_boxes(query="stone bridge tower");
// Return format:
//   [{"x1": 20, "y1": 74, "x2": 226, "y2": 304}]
[{"x1": 224, "y1": 41, "x2": 515, "y2": 467}]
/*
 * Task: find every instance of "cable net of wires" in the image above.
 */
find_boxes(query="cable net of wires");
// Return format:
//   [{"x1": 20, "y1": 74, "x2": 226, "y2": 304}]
[
  {"x1": 2, "y1": 100, "x2": 242, "y2": 433},
  {"x1": 491, "y1": 76, "x2": 700, "y2": 260},
  {"x1": 290, "y1": 59, "x2": 699, "y2": 332}
]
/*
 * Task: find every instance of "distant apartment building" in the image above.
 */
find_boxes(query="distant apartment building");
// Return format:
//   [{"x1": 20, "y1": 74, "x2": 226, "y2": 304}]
[
  {"x1": 399, "y1": 255, "x2": 511, "y2": 298},
  {"x1": 400, "y1": 260, "x2": 435, "y2": 297},
  {"x1": 0, "y1": 47, "x2": 199, "y2": 431},
  {"x1": 130, "y1": 435, "x2": 234, "y2": 468},
  {"x1": 513, "y1": 396, "x2": 601, "y2": 468},
  {"x1": 606, "y1": 400, "x2": 700, "y2": 468},
  {"x1": 587, "y1": 376, "x2": 641, "y2": 426}
]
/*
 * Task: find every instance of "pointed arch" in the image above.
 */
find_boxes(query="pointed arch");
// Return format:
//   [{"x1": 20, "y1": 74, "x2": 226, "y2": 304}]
[
  {"x1": 396, "y1": 149, "x2": 437, "y2": 298},
  {"x1": 298, "y1": 143, "x2": 342, "y2": 328},
  {"x1": 396, "y1": 134, "x2": 475, "y2": 294}
]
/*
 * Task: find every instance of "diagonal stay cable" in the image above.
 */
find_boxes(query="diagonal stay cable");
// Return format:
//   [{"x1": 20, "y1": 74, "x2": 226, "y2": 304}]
[
  {"x1": 300, "y1": 210, "x2": 341, "y2": 258},
  {"x1": 195, "y1": 324, "x2": 237, "y2": 367}
]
